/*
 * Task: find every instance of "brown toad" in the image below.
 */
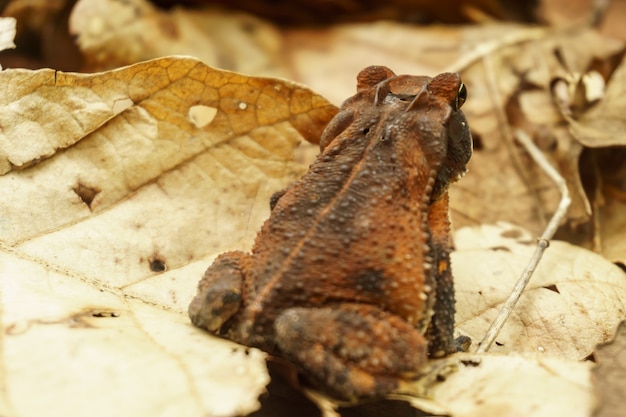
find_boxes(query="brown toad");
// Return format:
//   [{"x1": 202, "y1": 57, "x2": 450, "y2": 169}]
[{"x1": 189, "y1": 65, "x2": 472, "y2": 401}]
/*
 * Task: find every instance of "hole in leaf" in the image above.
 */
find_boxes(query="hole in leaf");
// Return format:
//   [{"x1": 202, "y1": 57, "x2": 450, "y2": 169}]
[
  {"x1": 584, "y1": 352, "x2": 596, "y2": 362},
  {"x1": 112, "y1": 98, "x2": 133, "y2": 114},
  {"x1": 490, "y1": 246, "x2": 511, "y2": 252},
  {"x1": 189, "y1": 105, "x2": 218, "y2": 128},
  {"x1": 91, "y1": 311, "x2": 120, "y2": 318},
  {"x1": 543, "y1": 284, "x2": 560, "y2": 294},
  {"x1": 150, "y1": 258, "x2": 166, "y2": 272},
  {"x1": 73, "y1": 182, "x2": 100, "y2": 208},
  {"x1": 461, "y1": 358, "x2": 481, "y2": 367}
]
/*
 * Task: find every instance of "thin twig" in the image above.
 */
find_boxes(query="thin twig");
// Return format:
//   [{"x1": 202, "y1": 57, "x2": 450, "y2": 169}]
[
  {"x1": 589, "y1": 0, "x2": 611, "y2": 28},
  {"x1": 475, "y1": 129, "x2": 572, "y2": 353},
  {"x1": 444, "y1": 27, "x2": 546, "y2": 74}
]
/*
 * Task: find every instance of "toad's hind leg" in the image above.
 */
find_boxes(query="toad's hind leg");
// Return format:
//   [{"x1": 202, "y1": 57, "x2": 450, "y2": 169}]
[{"x1": 274, "y1": 304, "x2": 428, "y2": 401}]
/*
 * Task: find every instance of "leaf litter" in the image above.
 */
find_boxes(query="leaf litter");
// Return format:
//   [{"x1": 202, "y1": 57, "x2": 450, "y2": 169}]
[{"x1": 1, "y1": 2, "x2": 626, "y2": 416}]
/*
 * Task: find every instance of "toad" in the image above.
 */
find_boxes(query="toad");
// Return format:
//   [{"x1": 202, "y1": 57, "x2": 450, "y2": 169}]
[{"x1": 189, "y1": 65, "x2": 472, "y2": 401}]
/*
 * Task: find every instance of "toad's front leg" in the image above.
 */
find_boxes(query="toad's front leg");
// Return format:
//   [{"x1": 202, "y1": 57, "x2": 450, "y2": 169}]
[{"x1": 188, "y1": 252, "x2": 248, "y2": 336}]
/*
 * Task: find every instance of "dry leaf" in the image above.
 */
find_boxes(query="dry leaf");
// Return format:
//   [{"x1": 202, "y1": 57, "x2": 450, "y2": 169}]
[
  {"x1": 284, "y1": 22, "x2": 475, "y2": 105},
  {"x1": 453, "y1": 222, "x2": 626, "y2": 359},
  {"x1": 449, "y1": 25, "x2": 626, "y2": 266},
  {"x1": 430, "y1": 353, "x2": 595, "y2": 417},
  {"x1": 456, "y1": 27, "x2": 619, "y2": 233},
  {"x1": 0, "y1": 56, "x2": 337, "y2": 417},
  {"x1": 1, "y1": 249, "x2": 270, "y2": 417},
  {"x1": 592, "y1": 321, "x2": 626, "y2": 417},
  {"x1": 69, "y1": 0, "x2": 285, "y2": 77},
  {"x1": 3, "y1": 5, "x2": 626, "y2": 415},
  {"x1": 550, "y1": 44, "x2": 626, "y2": 265},
  {"x1": 282, "y1": 24, "x2": 555, "y2": 107}
]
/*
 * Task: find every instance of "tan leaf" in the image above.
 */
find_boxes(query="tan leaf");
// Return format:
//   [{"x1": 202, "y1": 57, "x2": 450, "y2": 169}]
[
  {"x1": 313, "y1": 353, "x2": 594, "y2": 417},
  {"x1": 0, "y1": 56, "x2": 337, "y2": 417},
  {"x1": 453, "y1": 223, "x2": 626, "y2": 359},
  {"x1": 430, "y1": 354, "x2": 595, "y2": 417},
  {"x1": 283, "y1": 22, "x2": 468, "y2": 104},
  {"x1": 592, "y1": 321, "x2": 626, "y2": 417},
  {"x1": 69, "y1": 0, "x2": 285, "y2": 77},
  {"x1": 1, "y1": 247, "x2": 270, "y2": 417}
]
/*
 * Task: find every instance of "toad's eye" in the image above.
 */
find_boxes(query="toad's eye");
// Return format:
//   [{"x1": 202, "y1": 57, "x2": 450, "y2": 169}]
[{"x1": 454, "y1": 83, "x2": 467, "y2": 110}]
